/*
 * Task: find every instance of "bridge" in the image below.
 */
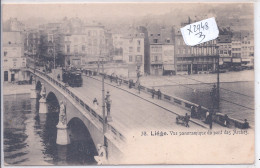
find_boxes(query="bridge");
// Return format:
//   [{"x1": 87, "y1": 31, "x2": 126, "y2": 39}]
[{"x1": 27, "y1": 67, "x2": 248, "y2": 164}]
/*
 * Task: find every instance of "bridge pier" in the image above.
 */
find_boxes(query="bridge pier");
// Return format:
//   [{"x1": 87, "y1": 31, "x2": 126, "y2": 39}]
[
  {"x1": 30, "y1": 77, "x2": 38, "y2": 99},
  {"x1": 39, "y1": 84, "x2": 47, "y2": 114},
  {"x1": 56, "y1": 101, "x2": 70, "y2": 145}
]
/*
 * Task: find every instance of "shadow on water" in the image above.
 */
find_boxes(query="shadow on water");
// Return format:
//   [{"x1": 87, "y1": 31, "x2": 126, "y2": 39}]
[{"x1": 4, "y1": 94, "x2": 97, "y2": 166}]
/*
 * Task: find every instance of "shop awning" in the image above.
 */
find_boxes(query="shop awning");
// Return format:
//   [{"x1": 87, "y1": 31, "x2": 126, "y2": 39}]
[
  {"x1": 163, "y1": 64, "x2": 175, "y2": 71},
  {"x1": 223, "y1": 58, "x2": 232, "y2": 62},
  {"x1": 232, "y1": 58, "x2": 241, "y2": 63}
]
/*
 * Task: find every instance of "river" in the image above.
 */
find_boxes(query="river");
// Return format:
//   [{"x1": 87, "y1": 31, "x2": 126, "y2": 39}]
[
  {"x1": 156, "y1": 81, "x2": 254, "y2": 126},
  {"x1": 3, "y1": 94, "x2": 97, "y2": 166}
]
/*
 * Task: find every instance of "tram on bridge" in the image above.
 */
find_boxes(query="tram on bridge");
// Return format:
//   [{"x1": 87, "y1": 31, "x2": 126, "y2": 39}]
[{"x1": 62, "y1": 68, "x2": 83, "y2": 87}]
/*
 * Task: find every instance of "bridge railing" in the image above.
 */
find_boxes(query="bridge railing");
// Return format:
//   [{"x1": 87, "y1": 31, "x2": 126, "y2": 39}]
[
  {"x1": 84, "y1": 69, "x2": 249, "y2": 129},
  {"x1": 30, "y1": 68, "x2": 126, "y2": 142}
]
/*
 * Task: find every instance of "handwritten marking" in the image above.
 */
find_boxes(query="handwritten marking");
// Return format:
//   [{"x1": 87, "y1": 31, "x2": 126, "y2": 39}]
[{"x1": 181, "y1": 17, "x2": 219, "y2": 46}]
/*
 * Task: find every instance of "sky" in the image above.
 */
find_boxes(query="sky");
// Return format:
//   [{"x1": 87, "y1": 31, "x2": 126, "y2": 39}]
[{"x1": 2, "y1": 3, "x2": 253, "y2": 22}]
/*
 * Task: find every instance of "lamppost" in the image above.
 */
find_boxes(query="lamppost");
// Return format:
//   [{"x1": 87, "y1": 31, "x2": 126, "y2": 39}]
[
  {"x1": 54, "y1": 40, "x2": 56, "y2": 70},
  {"x1": 136, "y1": 64, "x2": 141, "y2": 87},
  {"x1": 216, "y1": 45, "x2": 220, "y2": 111},
  {"x1": 101, "y1": 57, "x2": 106, "y2": 142}
]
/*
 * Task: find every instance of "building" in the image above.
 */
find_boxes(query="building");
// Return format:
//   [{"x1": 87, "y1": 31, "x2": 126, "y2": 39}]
[
  {"x1": 62, "y1": 19, "x2": 109, "y2": 68},
  {"x1": 231, "y1": 33, "x2": 242, "y2": 66},
  {"x1": 122, "y1": 32, "x2": 145, "y2": 77},
  {"x1": 3, "y1": 32, "x2": 27, "y2": 82},
  {"x1": 3, "y1": 18, "x2": 26, "y2": 32},
  {"x1": 217, "y1": 34, "x2": 232, "y2": 67},
  {"x1": 148, "y1": 26, "x2": 175, "y2": 75},
  {"x1": 175, "y1": 21, "x2": 217, "y2": 75},
  {"x1": 241, "y1": 35, "x2": 254, "y2": 66},
  {"x1": 112, "y1": 34, "x2": 124, "y2": 62}
]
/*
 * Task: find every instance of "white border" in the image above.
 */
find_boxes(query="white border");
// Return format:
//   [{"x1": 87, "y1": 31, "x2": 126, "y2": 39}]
[{"x1": 1, "y1": 1, "x2": 259, "y2": 168}]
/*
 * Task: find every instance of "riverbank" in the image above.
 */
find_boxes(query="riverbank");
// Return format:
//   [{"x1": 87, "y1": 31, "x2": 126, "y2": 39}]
[
  {"x1": 3, "y1": 82, "x2": 32, "y2": 96},
  {"x1": 136, "y1": 70, "x2": 254, "y2": 87}
]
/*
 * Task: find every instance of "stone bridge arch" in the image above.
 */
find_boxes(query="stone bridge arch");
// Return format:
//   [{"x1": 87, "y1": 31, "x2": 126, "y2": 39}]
[
  {"x1": 46, "y1": 92, "x2": 60, "y2": 113},
  {"x1": 30, "y1": 71, "x2": 123, "y2": 163},
  {"x1": 67, "y1": 117, "x2": 98, "y2": 163}
]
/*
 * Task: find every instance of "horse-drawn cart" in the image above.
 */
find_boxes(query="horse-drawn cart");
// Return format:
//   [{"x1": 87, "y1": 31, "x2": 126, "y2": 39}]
[{"x1": 176, "y1": 114, "x2": 190, "y2": 127}]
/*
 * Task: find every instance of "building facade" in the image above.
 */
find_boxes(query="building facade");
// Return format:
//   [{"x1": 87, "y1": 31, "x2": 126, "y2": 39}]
[
  {"x1": 175, "y1": 27, "x2": 217, "y2": 75},
  {"x1": 3, "y1": 31, "x2": 27, "y2": 82},
  {"x1": 149, "y1": 27, "x2": 175, "y2": 75},
  {"x1": 122, "y1": 34, "x2": 145, "y2": 77},
  {"x1": 241, "y1": 36, "x2": 254, "y2": 66},
  {"x1": 217, "y1": 34, "x2": 233, "y2": 66}
]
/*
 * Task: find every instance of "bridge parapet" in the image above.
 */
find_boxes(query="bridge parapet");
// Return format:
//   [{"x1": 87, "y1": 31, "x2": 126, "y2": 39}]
[
  {"x1": 84, "y1": 69, "x2": 250, "y2": 129},
  {"x1": 28, "y1": 67, "x2": 126, "y2": 148}
]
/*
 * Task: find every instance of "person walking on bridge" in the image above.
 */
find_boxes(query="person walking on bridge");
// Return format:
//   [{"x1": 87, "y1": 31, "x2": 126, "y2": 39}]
[
  {"x1": 157, "y1": 89, "x2": 162, "y2": 100},
  {"x1": 152, "y1": 87, "x2": 155, "y2": 99},
  {"x1": 93, "y1": 98, "x2": 99, "y2": 110}
]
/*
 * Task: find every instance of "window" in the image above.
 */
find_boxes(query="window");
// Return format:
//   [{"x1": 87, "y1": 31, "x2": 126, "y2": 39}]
[
  {"x1": 74, "y1": 37, "x2": 78, "y2": 43},
  {"x1": 82, "y1": 45, "x2": 86, "y2": 52},
  {"x1": 153, "y1": 39, "x2": 158, "y2": 43},
  {"x1": 4, "y1": 51, "x2": 7, "y2": 56},
  {"x1": 88, "y1": 39, "x2": 92, "y2": 46},
  {"x1": 66, "y1": 45, "x2": 70, "y2": 53},
  {"x1": 155, "y1": 56, "x2": 158, "y2": 61},
  {"x1": 93, "y1": 39, "x2": 97, "y2": 46},
  {"x1": 8, "y1": 41, "x2": 11, "y2": 44},
  {"x1": 137, "y1": 47, "x2": 141, "y2": 52},
  {"x1": 74, "y1": 46, "x2": 78, "y2": 54},
  {"x1": 158, "y1": 34, "x2": 160, "y2": 36},
  {"x1": 129, "y1": 55, "x2": 133, "y2": 62},
  {"x1": 136, "y1": 55, "x2": 142, "y2": 62},
  {"x1": 150, "y1": 34, "x2": 153, "y2": 36},
  {"x1": 166, "y1": 39, "x2": 170, "y2": 43},
  {"x1": 137, "y1": 40, "x2": 141, "y2": 45},
  {"x1": 93, "y1": 30, "x2": 97, "y2": 36}
]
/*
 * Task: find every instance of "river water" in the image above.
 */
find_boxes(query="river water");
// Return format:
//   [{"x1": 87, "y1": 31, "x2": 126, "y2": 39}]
[
  {"x1": 3, "y1": 94, "x2": 97, "y2": 166},
  {"x1": 157, "y1": 81, "x2": 254, "y2": 126}
]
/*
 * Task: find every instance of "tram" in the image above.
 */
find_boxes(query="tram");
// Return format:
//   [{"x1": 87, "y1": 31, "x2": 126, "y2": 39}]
[{"x1": 62, "y1": 68, "x2": 83, "y2": 87}]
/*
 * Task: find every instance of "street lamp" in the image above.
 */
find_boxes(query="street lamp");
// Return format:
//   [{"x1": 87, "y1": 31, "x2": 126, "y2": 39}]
[{"x1": 216, "y1": 45, "x2": 220, "y2": 111}]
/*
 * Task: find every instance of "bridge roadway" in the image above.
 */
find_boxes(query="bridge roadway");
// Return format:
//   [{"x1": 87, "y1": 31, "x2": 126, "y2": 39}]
[{"x1": 71, "y1": 74, "x2": 221, "y2": 136}]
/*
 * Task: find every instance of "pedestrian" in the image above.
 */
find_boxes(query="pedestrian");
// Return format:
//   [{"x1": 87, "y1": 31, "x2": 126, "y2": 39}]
[
  {"x1": 129, "y1": 80, "x2": 131, "y2": 89},
  {"x1": 242, "y1": 119, "x2": 249, "y2": 129},
  {"x1": 29, "y1": 75, "x2": 33, "y2": 84},
  {"x1": 197, "y1": 105, "x2": 202, "y2": 120},
  {"x1": 157, "y1": 89, "x2": 162, "y2": 99},
  {"x1": 57, "y1": 74, "x2": 60, "y2": 81},
  {"x1": 191, "y1": 106, "x2": 196, "y2": 118},
  {"x1": 138, "y1": 84, "x2": 141, "y2": 94},
  {"x1": 119, "y1": 78, "x2": 122, "y2": 86},
  {"x1": 208, "y1": 112, "x2": 213, "y2": 129},
  {"x1": 224, "y1": 114, "x2": 229, "y2": 127},
  {"x1": 110, "y1": 75, "x2": 112, "y2": 83},
  {"x1": 152, "y1": 87, "x2": 155, "y2": 99},
  {"x1": 93, "y1": 98, "x2": 99, "y2": 110},
  {"x1": 184, "y1": 113, "x2": 190, "y2": 127},
  {"x1": 115, "y1": 75, "x2": 118, "y2": 85},
  {"x1": 205, "y1": 110, "x2": 210, "y2": 123}
]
